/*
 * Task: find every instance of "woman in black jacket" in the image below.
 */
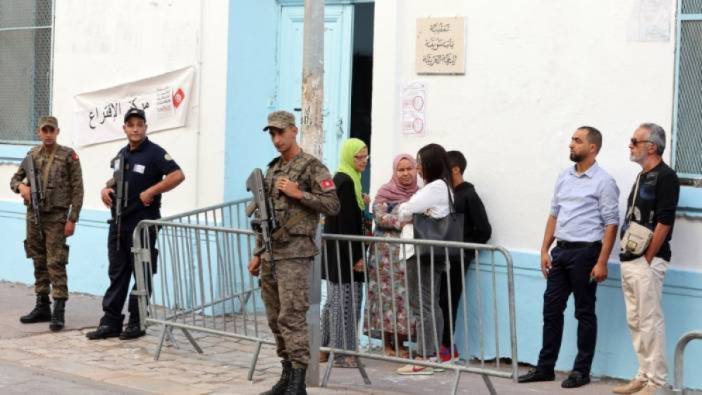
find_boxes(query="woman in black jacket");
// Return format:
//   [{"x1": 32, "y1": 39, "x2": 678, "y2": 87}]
[{"x1": 321, "y1": 138, "x2": 369, "y2": 367}]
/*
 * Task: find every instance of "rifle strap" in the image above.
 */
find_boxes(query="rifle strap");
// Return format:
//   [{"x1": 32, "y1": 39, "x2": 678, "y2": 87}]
[
  {"x1": 41, "y1": 149, "x2": 57, "y2": 195},
  {"x1": 271, "y1": 211, "x2": 307, "y2": 239}
]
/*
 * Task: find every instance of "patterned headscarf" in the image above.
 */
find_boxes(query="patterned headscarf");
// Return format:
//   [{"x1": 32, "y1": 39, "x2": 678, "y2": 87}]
[
  {"x1": 374, "y1": 154, "x2": 418, "y2": 204},
  {"x1": 337, "y1": 138, "x2": 367, "y2": 210}
]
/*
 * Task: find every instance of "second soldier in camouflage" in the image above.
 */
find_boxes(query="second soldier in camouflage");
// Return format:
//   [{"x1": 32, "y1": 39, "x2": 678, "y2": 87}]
[{"x1": 10, "y1": 115, "x2": 84, "y2": 331}]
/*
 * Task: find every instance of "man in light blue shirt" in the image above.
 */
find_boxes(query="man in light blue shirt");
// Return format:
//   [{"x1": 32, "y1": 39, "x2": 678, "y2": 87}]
[{"x1": 519, "y1": 126, "x2": 619, "y2": 389}]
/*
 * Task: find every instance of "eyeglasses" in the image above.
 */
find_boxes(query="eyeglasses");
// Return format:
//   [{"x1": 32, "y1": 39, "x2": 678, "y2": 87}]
[
  {"x1": 354, "y1": 154, "x2": 369, "y2": 161},
  {"x1": 630, "y1": 138, "x2": 651, "y2": 146}
]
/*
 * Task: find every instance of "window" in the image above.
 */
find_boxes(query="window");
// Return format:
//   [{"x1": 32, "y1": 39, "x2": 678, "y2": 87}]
[
  {"x1": 673, "y1": 0, "x2": 702, "y2": 179},
  {"x1": 0, "y1": 0, "x2": 53, "y2": 144}
]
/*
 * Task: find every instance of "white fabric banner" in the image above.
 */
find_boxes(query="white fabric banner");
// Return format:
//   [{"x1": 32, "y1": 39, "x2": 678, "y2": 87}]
[{"x1": 73, "y1": 66, "x2": 195, "y2": 147}]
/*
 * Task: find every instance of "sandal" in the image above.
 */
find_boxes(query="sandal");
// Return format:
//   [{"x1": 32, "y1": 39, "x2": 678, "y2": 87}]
[{"x1": 384, "y1": 347, "x2": 410, "y2": 359}]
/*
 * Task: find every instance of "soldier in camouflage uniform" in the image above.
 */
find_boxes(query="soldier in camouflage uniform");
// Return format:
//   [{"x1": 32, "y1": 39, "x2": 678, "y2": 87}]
[
  {"x1": 10, "y1": 116, "x2": 84, "y2": 331},
  {"x1": 248, "y1": 111, "x2": 340, "y2": 395}
]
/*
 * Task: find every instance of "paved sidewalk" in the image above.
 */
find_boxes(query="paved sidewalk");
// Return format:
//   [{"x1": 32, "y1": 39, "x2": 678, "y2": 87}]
[
  {"x1": 0, "y1": 360, "x2": 147, "y2": 395},
  {"x1": 0, "y1": 281, "x2": 103, "y2": 339},
  {"x1": 0, "y1": 281, "x2": 629, "y2": 394}
]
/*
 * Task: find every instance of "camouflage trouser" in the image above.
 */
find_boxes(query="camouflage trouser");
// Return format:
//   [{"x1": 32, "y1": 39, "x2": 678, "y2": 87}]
[
  {"x1": 260, "y1": 258, "x2": 312, "y2": 368},
  {"x1": 24, "y1": 217, "x2": 69, "y2": 299}
]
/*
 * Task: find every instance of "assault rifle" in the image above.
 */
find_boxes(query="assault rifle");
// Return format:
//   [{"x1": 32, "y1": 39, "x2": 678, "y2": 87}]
[
  {"x1": 111, "y1": 151, "x2": 128, "y2": 250},
  {"x1": 245, "y1": 168, "x2": 277, "y2": 259},
  {"x1": 20, "y1": 153, "x2": 43, "y2": 236}
]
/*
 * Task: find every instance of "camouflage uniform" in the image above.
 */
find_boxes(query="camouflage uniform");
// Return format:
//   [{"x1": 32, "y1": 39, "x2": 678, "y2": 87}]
[
  {"x1": 10, "y1": 144, "x2": 84, "y2": 299},
  {"x1": 258, "y1": 151, "x2": 340, "y2": 368}
]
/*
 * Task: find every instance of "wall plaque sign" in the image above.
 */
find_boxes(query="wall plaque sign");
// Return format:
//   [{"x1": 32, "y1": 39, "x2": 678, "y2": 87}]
[{"x1": 416, "y1": 17, "x2": 465, "y2": 75}]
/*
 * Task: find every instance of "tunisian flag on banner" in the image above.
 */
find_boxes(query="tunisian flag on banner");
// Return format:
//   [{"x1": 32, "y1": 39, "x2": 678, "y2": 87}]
[{"x1": 73, "y1": 66, "x2": 195, "y2": 147}]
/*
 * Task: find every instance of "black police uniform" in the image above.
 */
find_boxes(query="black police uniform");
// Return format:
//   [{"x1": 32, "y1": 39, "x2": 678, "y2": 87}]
[{"x1": 98, "y1": 137, "x2": 180, "y2": 332}]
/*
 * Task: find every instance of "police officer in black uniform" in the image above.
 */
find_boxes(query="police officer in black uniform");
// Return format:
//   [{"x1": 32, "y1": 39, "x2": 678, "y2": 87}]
[{"x1": 87, "y1": 108, "x2": 185, "y2": 340}]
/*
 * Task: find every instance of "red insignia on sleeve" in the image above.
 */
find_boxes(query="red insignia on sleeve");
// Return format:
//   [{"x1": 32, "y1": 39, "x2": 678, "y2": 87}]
[
  {"x1": 320, "y1": 178, "x2": 335, "y2": 191},
  {"x1": 71, "y1": 152, "x2": 79, "y2": 161}
]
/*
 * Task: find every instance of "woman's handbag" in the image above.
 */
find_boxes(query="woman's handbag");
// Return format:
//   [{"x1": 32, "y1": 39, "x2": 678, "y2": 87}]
[
  {"x1": 621, "y1": 173, "x2": 654, "y2": 256},
  {"x1": 412, "y1": 180, "x2": 465, "y2": 262}
]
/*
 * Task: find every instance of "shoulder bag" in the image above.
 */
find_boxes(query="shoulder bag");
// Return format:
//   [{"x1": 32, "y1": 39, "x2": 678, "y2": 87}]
[
  {"x1": 621, "y1": 172, "x2": 654, "y2": 256},
  {"x1": 413, "y1": 180, "x2": 465, "y2": 262}
]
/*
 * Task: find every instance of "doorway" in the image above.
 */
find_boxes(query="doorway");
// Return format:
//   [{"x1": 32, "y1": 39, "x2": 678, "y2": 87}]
[
  {"x1": 276, "y1": 2, "x2": 374, "y2": 179},
  {"x1": 349, "y1": 2, "x2": 374, "y2": 195}
]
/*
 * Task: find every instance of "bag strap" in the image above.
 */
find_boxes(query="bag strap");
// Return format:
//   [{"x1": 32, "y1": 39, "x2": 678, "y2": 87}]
[
  {"x1": 625, "y1": 172, "x2": 642, "y2": 223},
  {"x1": 443, "y1": 179, "x2": 456, "y2": 214}
]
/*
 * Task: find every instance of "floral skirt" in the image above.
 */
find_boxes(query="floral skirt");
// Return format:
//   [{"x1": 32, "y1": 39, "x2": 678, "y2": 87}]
[{"x1": 365, "y1": 249, "x2": 416, "y2": 337}]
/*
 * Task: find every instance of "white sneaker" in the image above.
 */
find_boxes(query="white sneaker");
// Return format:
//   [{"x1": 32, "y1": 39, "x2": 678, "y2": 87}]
[{"x1": 396, "y1": 362, "x2": 434, "y2": 375}]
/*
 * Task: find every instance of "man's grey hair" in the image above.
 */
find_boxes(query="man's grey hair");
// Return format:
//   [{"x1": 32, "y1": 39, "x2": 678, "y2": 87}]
[{"x1": 640, "y1": 123, "x2": 666, "y2": 155}]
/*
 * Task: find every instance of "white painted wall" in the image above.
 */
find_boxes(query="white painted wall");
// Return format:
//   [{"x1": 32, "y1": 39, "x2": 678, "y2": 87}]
[
  {"x1": 0, "y1": 0, "x2": 228, "y2": 214},
  {"x1": 371, "y1": 0, "x2": 702, "y2": 271}
]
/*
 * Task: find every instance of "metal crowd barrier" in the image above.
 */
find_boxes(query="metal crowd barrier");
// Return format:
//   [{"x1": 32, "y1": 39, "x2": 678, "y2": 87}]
[
  {"x1": 661, "y1": 331, "x2": 702, "y2": 395},
  {"x1": 131, "y1": 220, "x2": 517, "y2": 395},
  {"x1": 317, "y1": 234, "x2": 517, "y2": 395},
  {"x1": 160, "y1": 198, "x2": 252, "y2": 229},
  {"x1": 131, "y1": 220, "x2": 271, "y2": 381}
]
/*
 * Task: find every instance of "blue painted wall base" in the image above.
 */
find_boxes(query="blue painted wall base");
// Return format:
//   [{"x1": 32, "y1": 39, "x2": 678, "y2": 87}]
[
  {"x1": 452, "y1": 250, "x2": 702, "y2": 389},
  {"x1": 0, "y1": 201, "x2": 111, "y2": 296}
]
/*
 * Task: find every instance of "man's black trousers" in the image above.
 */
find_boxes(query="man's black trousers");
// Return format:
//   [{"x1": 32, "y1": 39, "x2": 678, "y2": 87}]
[
  {"x1": 100, "y1": 224, "x2": 158, "y2": 329},
  {"x1": 537, "y1": 243, "x2": 601, "y2": 375}
]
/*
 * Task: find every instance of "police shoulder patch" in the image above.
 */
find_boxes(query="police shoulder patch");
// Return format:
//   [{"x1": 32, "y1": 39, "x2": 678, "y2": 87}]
[
  {"x1": 164, "y1": 153, "x2": 173, "y2": 161},
  {"x1": 71, "y1": 152, "x2": 79, "y2": 161}
]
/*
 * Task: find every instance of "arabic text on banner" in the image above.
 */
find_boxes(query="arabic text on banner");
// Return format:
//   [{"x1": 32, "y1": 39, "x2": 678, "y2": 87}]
[{"x1": 73, "y1": 66, "x2": 195, "y2": 147}]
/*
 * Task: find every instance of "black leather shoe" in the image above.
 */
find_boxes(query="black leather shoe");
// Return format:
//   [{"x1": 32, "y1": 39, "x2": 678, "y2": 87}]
[
  {"x1": 518, "y1": 368, "x2": 555, "y2": 383},
  {"x1": 119, "y1": 322, "x2": 146, "y2": 340},
  {"x1": 561, "y1": 371, "x2": 590, "y2": 388},
  {"x1": 86, "y1": 325, "x2": 121, "y2": 340}
]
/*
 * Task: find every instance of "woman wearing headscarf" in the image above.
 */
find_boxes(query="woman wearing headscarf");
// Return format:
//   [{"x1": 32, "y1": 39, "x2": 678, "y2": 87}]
[
  {"x1": 321, "y1": 138, "x2": 369, "y2": 367},
  {"x1": 365, "y1": 154, "x2": 418, "y2": 358}
]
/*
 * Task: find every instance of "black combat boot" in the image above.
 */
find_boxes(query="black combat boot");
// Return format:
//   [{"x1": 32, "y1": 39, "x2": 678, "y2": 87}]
[
  {"x1": 283, "y1": 366, "x2": 307, "y2": 395},
  {"x1": 260, "y1": 360, "x2": 292, "y2": 395},
  {"x1": 19, "y1": 294, "x2": 51, "y2": 323},
  {"x1": 49, "y1": 299, "x2": 66, "y2": 331}
]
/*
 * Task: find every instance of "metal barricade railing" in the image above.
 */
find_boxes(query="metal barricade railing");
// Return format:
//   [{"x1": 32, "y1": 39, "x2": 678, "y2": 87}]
[
  {"x1": 131, "y1": 220, "x2": 272, "y2": 381},
  {"x1": 663, "y1": 331, "x2": 702, "y2": 395},
  {"x1": 160, "y1": 198, "x2": 252, "y2": 228},
  {"x1": 131, "y1": 221, "x2": 517, "y2": 394},
  {"x1": 316, "y1": 234, "x2": 517, "y2": 395}
]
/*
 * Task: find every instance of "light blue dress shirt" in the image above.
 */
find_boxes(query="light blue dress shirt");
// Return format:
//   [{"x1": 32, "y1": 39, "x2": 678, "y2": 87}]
[{"x1": 550, "y1": 162, "x2": 620, "y2": 242}]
